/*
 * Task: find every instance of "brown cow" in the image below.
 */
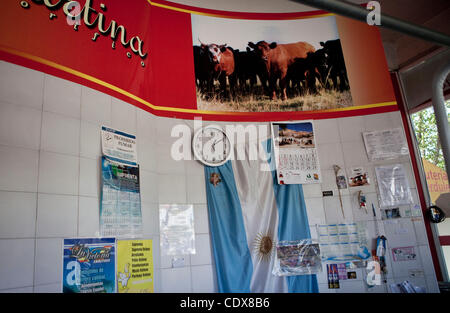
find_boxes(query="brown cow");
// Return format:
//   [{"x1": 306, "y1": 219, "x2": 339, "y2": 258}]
[
  {"x1": 200, "y1": 42, "x2": 237, "y2": 100},
  {"x1": 248, "y1": 41, "x2": 315, "y2": 100}
]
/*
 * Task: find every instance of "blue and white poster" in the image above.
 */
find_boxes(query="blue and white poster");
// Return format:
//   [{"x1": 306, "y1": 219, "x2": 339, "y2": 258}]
[
  {"x1": 101, "y1": 126, "x2": 138, "y2": 167},
  {"x1": 100, "y1": 156, "x2": 142, "y2": 237},
  {"x1": 62, "y1": 238, "x2": 116, "y2": 293}
]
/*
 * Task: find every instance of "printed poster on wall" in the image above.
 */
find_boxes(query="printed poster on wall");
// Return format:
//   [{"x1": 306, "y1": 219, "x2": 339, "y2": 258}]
[
  {"x1": 271, "y1": 121, "x2": 321, "y2": 184},
  {"x1": 117, "y1": 239, "x2": 154, "y2": 293},
  {"x1": 100, "y1": 156, "x2": 143, "y2": 237},
  {"x1": 1, "y1": 0, "x2": 398, "y2": 122},
  {"x1": 62, "y1": 238, "x2": 116, "y2": 293},
  {"x1": 101, "y1": 126, "x2": 138, "y2": 167}
]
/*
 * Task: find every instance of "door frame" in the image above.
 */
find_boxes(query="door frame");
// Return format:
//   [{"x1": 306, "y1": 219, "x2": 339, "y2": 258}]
[{"x1": 391, "y1": 71, "x2": 448, "y2": 282}]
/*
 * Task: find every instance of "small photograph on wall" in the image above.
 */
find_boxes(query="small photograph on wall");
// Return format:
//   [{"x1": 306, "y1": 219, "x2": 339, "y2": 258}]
[
  {"x1": 381, "y1": 208, "x2": 401, "y2": 220},
  {"x1": 271, "y1": 121, "x2": 321, "y2": 184},
  {"x1": 191, "y1": 14, "x2": 352, "y2": 112},
  {"x1": 392, "y1": 246, "x2": 417, "y2": 262},
  {"x1": 348, "y1": 167, "x2": 370, "y2": 187}
]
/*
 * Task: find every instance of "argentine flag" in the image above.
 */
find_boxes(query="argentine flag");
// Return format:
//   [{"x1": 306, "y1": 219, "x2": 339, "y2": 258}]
[{"x1": 204, "y1": 139, "x2": 318, "y2": 293}]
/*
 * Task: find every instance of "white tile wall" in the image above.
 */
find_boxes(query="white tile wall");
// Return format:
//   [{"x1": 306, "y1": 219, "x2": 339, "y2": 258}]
[
  {"x1": 156, "y1": 143, "x2": 186, "y2": 174},
  {"x1": 80, "y1": 121, "x2": 102, "y2": 159},
  {"x1": 40, "y1": 111, "x2": 80, "y2": 156},
  {"x1": 38, "y1": 151, "x2": 79, "y2": 195},
  {"x1": 111, "y1": 98, "x2": 137, "y2": 135},
  {"x1": 186, "y1": 174, "x2": 207, "y2": 204},
  {"x1": 78, "y1": 196, "x2": 100, "y2": 237},
  {"x1": 79, "y1": 157, "x2": 100, "y2": 198},
  {"x1": 194, "y1": 204, "x2": 210, "y2": 234},
  {"x1": 0, "y1": 191, "x2": 37, "y2": 238},
  {"x1": 0, "y1": 102, "x2": 42, "y2": 150},
  {"x1": 337, "y1": 116, "x2": 365, "y2": 143},
  {"x1": 0, "y1": 61, "x2": 44, "y2": 109},
  {"x1": 0, "y1": 145, "x2": 39, "y2": 192},
  {"x1": 36, "y1": 194, "x2": 78, "y2": 237},
  {"x1": 160, "y1": 267, "x2": 192, "y2": 293},
  {"x1": 191, "y1": 265, "x2": 217, "y2": 292},
  {"x1": 157, "y1": 174, "x2": 187, "y2": 203},
  {"x1": 43, "y1": 75, "x2": 81, "y2": 119},
  {"x1": 34, "y1": 238, "x2": 63, "y2": 285},
  {"x1": 190, "y1": 234, "x2": 213, "y2": 266},
  {"x1": 0, "y1": 239, "x2": 35, "y2": 290},
  {"x1": 141, "y1": 202, "x2": 159, "y2": 236},
  {"x1": 138, "y1": 136, "x2": 157, "y2": 172},
  {"x1": 80, "y1": 86, "x2": 111, "y2": 126},
  {"x1": 0, "y1": 62, "x2": 440, "y2": 293}
]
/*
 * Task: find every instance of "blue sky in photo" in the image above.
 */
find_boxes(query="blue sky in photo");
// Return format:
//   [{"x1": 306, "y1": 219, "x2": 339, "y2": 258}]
[{"x1": 278, "y1": 122, "x2": 313, "y2": 133}]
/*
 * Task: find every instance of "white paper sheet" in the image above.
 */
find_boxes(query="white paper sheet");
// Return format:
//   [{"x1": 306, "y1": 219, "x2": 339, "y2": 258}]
[
  {"x1": 101, "y1": 126, "x2": 138, "y2": 166},
  {"x1": 159, "y1": 204, "x2": 196, "y2": 256},
  {"x1": 362, "y1": 128, "x2": 409, "y2": 161},
  {"x1": 375, "y1": 164, "x2": 413, "y2": 207}
]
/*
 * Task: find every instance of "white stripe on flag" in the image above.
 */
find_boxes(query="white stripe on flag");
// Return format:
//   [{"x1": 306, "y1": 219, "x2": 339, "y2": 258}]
[{"x1": 231, "y1": 143, "x2": 288, "y2": 293}]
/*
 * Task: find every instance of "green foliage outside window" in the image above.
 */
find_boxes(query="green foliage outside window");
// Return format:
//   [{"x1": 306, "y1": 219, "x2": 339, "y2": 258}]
[{"x1": 411, "y1": 100, "x2": 450, "y2": 171}]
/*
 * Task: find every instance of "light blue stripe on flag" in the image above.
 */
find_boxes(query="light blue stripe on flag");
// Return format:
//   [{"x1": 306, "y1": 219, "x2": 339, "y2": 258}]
[
  {"x1": 204, "y1": 161, "x2": 253, "y2": 293},
  {"x1": 263, "y1": 139, "x2": 319, "y2": 293}
]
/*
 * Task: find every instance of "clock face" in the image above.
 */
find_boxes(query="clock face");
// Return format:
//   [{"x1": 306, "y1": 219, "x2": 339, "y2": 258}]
[{"x1": 192, "y1": 126, "x2": 231, "y2": 166}]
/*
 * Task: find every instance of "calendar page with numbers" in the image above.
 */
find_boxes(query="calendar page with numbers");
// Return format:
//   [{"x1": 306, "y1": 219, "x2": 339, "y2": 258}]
[
  {"x1": 100, "y1": 156, "x2": 143, "y2": 238},
  {"x1": 271, "y1": 121, "x2": 321, "y2": 185}
]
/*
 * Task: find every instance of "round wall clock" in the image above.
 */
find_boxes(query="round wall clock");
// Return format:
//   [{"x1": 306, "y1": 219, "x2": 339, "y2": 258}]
[{"x1": 192, "y1": 126, "x2": 231, "y2": 167}]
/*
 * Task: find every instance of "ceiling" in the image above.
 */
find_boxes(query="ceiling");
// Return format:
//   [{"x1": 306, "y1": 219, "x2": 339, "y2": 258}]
[{"x1": 375, "y1": 0, "x2": 450, "y2": 70}]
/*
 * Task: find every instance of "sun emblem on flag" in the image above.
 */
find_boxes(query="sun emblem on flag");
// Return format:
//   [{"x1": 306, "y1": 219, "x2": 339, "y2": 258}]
[{"x1": 253, "y1": 233, "x2": 274, "y2": 262}]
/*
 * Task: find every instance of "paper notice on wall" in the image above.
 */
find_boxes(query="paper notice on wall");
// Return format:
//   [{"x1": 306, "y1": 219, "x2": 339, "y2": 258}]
[
  {"x1": 62, "y1": 238, "x2": 116, "y2": 293},
  {"x1": 348, "y1": 167, "x2": 370, "y2": 187},
  {"x1": 159, "y1": 204, "x2": 195, "y2": 256},
  {"x1": 271, "y1": 121, "x2": 321, "y2": 185},
  {"x1": 100, "y1": 156, "x2": 142, "y2": 238},
  {"x1": 375, "y1": 164, "x2": 413, "y2": 208},
  {"x1": 362, "y1": 128, "x2": 409, "y2": 161},
  {"x1": 101, "y1": 126, "x2": 138, "y2": 166},
  {"x1": 117, "y1": 239, "x2": 154, "y2": 293}
]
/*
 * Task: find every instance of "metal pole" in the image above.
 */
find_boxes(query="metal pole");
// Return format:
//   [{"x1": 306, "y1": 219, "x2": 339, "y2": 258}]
[
  {"x1": 290, "y1": 0, "x2": 450, "y2": 47},
  {"x1": 432, "y1": 64, "x2": 450, "y2": 185}
]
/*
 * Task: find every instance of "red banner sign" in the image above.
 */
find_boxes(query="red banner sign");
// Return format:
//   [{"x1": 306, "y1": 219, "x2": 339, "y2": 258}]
[{"x1": 0, "y1": 0, "x2": 397, "y2": 121}]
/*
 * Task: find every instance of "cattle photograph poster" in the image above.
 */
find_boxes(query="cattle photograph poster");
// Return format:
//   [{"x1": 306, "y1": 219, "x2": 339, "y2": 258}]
[
  {"x1": 0, "y1": 0, "x2": 397, "y2": 121},
  {"x1": 192, "y1": 14, "x2": 352, "y2": 113},
  {"x1": 271, "y1": 121, "x2": 321, "y2": 185}
]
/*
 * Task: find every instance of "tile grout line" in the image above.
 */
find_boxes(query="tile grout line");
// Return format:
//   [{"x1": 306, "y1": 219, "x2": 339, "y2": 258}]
[
  {"x1": 32, "y1": 73, "x2": 46, "y2": 293},
  {"x1": 77, "y1": 86, "x2": 83, "y2": 238}
]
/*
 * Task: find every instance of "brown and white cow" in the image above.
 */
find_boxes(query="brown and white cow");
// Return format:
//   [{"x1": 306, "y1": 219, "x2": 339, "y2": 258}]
[
  {"x1": 248, "y1": 41, "x2": 315, "y2": 100},
  {"x1": 200, "y1": 42, "x2": 237, "y2": 100}
]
